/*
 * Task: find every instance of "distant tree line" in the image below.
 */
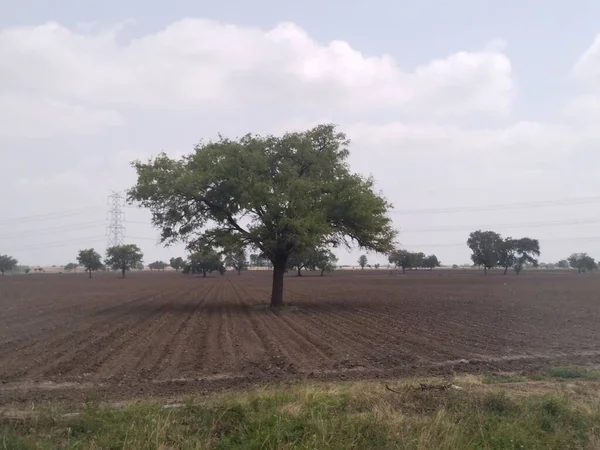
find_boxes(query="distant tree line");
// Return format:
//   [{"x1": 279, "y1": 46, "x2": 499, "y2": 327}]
[{"x1": 387, "y1": 249, "x2": 440, "y2": 273}]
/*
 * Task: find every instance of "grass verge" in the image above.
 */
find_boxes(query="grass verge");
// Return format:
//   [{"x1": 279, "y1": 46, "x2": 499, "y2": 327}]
[{"x1": 2, "y1": 375, "x2": 600, "y2": 449}]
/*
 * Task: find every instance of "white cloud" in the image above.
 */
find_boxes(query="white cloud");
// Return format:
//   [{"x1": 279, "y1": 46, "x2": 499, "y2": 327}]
[{"x1": 0, "y1": 19, "x2": 514, "y2": 139}]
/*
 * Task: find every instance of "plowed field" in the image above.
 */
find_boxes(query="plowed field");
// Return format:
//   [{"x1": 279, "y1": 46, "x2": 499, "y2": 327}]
[{"x1": 1, "y1": 270, "x2": 600, "y2": 405}]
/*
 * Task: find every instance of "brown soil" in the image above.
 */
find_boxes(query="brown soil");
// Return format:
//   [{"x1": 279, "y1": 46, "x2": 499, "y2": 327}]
[{"x1": 1, "y1": 269, "x2": 599, "y2": 406}]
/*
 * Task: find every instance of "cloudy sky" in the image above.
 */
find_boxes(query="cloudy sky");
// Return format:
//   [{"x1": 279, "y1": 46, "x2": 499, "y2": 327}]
[{"x1": 2, "y1": 0, "x2": 600, "y2": 267}]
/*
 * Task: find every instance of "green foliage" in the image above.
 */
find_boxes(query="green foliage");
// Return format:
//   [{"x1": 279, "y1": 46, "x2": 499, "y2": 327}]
[
  {"x1": 422, "y1": 254, "x2": 441, "y2": 270},
  {"x1": 3, "y1": 380, "x2": 600, "y2": 449},
  {"x1": 568, "y1": 252, "x2": 597, "y2": 273},
  {"x1": 136, "y1": 263, "x2": 145, "y2": 270},
  {"x1": 0, "y1": 254, "x2": 18, "y2": 275},
  {"x1": 169, "y1": 256, "x2": 184, "y2": 271},
  {"x1": 105, "y1": 244, "x2": 144, "y2": 278},
  {"x1": 499, "y1": 237, "x2": 540, "y2": 275},
  {"x1": 249, "y1": 253, "x2": 270, "y2": 268},
  {"x1": 128, "y1": 124, "x2": 396, "y2": 306},
  {"x1": 388, "y1": 249, "x2": 439, "y2": 272},
  {"x1": 286, "y1": 247, "x2": 338, "y2": 276},
  {"x1": 467, "y1": 230, "x2": 503, "y2": 274},
  {"x1": 63, "y1": 262, "x2": 78, "y2": 272},
  {"x1": 148, "y1": 260, "x2": 168, "y2": 271},
  {"x1": 556, "y1": 259, "x2": 569, "y2": 269},
  {"x1": 76, "y1": 249, "x2": 103, "y2": 279},
  {"x1": 358, "y1": 254, "x2": 368, "y2": 269},
  {"x1": 184, "y1": 249, "x2": 224, "y2": 277},
  {"x1": 224, "y1": 246, "x2": 248, "y2": 275}
]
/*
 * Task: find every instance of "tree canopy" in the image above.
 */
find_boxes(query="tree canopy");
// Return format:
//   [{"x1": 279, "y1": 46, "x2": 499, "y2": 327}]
[
  {"x1": 467, "y1": 230, "x2": 503, "y2": 275},
  {"x1": 105, "y1": 244, "x2": 144, "y2": 278},
  {"x1": 76, "y1": 249, "x2": 103, "y2": 278},
  {"x1": 184, "y1": 249, "x2": 224, "y2": 277},
  {"x1": 64, "y1": 263, "x2": 78, "y2": 272},
  {"x1": 224, "y1": 246, "x2": 248, "y2": 275},
  {"x1": 170, "y1": 257, "x2": 184, "y2": 272},
  {"x1": 0, "y1": 255, "x2": 18, "y2": 275},
  {"x1": 388, "y1": 249, "x2": 439, "y2": 272},
  {"x1": 149, "y1": 261, "x2": 168, "y2": 271},
  {"x1": 498, "y1": 237, "x2": 540, "y2": 275},
  {"x1": 568, "y1": 253, "x2": 597, "y2": 273},
  {"x1": 358, "y1": 255, "x2": 368, "y2": 270},
  {"x1": 128, "y1": 124, "x2": 396, "y2": 306}
]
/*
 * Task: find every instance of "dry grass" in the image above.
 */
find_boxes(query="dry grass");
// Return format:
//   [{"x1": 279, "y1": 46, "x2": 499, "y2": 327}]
[{"x1": 2, "y1": 372, "x2": 600, "y2": 449}]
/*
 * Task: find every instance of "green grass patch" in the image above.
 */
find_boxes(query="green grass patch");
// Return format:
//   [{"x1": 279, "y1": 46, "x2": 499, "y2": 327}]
[{"x1": 2, "y1": 379, "x2": 600, "y2": 449}]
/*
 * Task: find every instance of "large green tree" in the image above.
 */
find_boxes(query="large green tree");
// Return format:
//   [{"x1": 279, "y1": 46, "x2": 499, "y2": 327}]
[
  {"x1": 76, "y1": 249, "x2": 103, "y2": 278},
  {"x1": 128, "y1": 124, "x2": 396, "y2": 306},
  {"x1": 105, "y1": 244, "x2": 144, "y2": 278},
  {"x1": 467, "y1": 230, "x2": 503, "y2": 275},
  {"x1": 0, "y1": 255, "x2": 18, "y2": 275}
]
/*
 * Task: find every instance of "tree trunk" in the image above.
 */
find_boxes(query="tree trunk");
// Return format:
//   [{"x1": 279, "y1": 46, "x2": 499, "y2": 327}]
[
  {"x1": 503, "y1": 266, "x2": 508, "y2": 275},
  {"x1": 297, "y1": 267, "x2": 302, "y2": 277},
  {"x1": 203, "y1": 270, "x2": 207, "y2": 278},
  {"x1": 121, "y1": 268, "x2": 126, "y2": 279},
  {"x1": 270, "y1": 255, "x2": 287, "y2": 308},
  {"x1": 88, "y1": 269, "x2": 92, "y2": 279},
  {"x1": 321, "y1": 269, "x2": 325, "y2": 276},
  {"x1": 484, "y1": 266, "x2": 488, "y2": 275},
  {"x1": 402, "y1": 266, "x2": 405, "y2": 274},
  {"x1": 237, "y1": 267, "x2": 241, "y2": 276}
]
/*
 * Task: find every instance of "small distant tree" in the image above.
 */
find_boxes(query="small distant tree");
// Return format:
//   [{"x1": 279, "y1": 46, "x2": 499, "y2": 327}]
[
  {"x1": 136, "y1": 263, "x2": 145, "y2": 270},
  {"x1": 0, "y1": 255, "x2": 18, "y2": 275},
  {"x1": 76, "y1": 249, "x2": 103, "y2": 279},
  {"x1": 64, "y1": 263, "x2": 78, "y2": 272},
  {"x1": 105, "y1": 244, "x2": 144, "y2": 278},
  {"x1": 568, "y1": 253, "x2": 597, "y2": 273},
  {"x1": 170, "y1": 257, "x2": 184, "y2": 272},
  {"x1": 374, "y1": 263, "x2": 380, "y2": 270},
  {"x1": 423, "y1": 254, "x2": 441, "y2": 270},
  {"x1": 388, "y1": 249, "x2": 411, "y2": 273},
  {"x1": 151, "y1": 261, "x2": 168, "y2": 271},
  {"x1": 467, "y1": 230, "x2": 503, "y2": 275},
  {"x1": 512, "y1": 238, "x2": 540, "y2": 275},
  {"x1": 186, "y1": 249, "x2": 223, "y2": 277},
  {"x1": 224, "y1": 247, "x2": 248, "y2": 275},
  {"x1": 358, "y1": 255, "x2": 368, "y2": 270},
  {"x1": 557, "y1": 259, "x2": 569, "y2": 269},
  {"x1": 311, "y1": 248, "x2": 338, "y2": 276},
  {"x1": 287, "y1": 251, "x2": 310, "y2": 277}
]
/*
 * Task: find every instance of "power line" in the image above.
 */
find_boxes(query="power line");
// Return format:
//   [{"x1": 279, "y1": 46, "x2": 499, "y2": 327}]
[
  {"x1": 3, "y1": 236, "x2": 106, "y2": 252},
  {"x1": 0, "y1": 221, "x2": 106, "y2": 240},
  {"x1": 403, "y1": 235, "x2": 600, "y2": 249},
  {"x1": 400, "y1": 217, "x2": 600, "y2": 233},
  {"x1": 0, "y1": 206, "x2": 103, "y2": 225},
  {"x1": 393, "y1": 196, "x2": 600, "y2": 215}
]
